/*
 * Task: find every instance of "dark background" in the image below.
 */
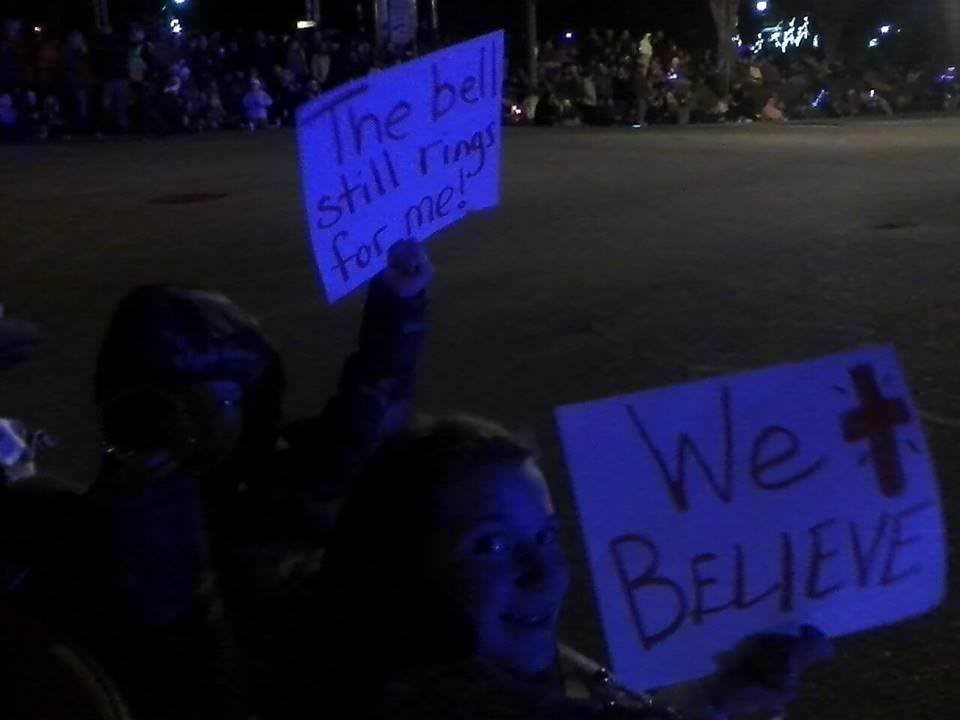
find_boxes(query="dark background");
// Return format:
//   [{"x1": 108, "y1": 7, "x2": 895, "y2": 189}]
[
  {"x1": 0, "y1": 1, "x2": 924, "y2": 43},
  {"x1": 2, "y1": 1, "x2": 947, "y2": 71}
]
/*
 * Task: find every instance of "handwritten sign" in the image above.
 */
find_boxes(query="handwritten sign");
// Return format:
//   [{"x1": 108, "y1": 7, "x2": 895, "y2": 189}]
[
  {"x1": 296, "y1": 32, "x2": 504, "y2": 303},
  {"x1": 555, "y1": 347, "x2": 946, "y2": 691}
]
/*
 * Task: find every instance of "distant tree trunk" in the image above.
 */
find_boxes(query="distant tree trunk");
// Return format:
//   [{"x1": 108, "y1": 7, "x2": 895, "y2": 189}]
[
  {"x1": 526, "y1": 0, "x2": 538, "y2": 93},
  {"x1": 709, "y1": 0, "x2": 739, "y2": 96},
  {"x1": 815, "y1": 0, "x2": 858, "y2": 62}
]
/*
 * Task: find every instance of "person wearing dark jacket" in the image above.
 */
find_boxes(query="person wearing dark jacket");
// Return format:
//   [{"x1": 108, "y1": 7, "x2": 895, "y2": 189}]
[{"x1": 10, "y1": 241, "x2": 433, "y2": 719}]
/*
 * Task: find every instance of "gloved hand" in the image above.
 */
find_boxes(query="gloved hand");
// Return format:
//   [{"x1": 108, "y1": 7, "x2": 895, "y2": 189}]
[
  {"x1": 382, "y1": 240, "x2": 434, "y2": 298},
  {"x1": 705, "y1": 624, "x2": 835, "y2": 717}
]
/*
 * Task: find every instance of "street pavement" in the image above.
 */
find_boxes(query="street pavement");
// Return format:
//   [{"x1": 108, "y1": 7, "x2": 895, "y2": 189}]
[{"x1": 1, "y1": 118, "x2": 959, "y2": 717}]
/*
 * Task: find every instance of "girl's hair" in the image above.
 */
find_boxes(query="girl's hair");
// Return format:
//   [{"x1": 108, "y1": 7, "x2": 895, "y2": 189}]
[
  {"x1": 94, "y1": 285, "x2": 285, "y2": 453},
  {"x1": 315, "y1": 416, "x2": 536, "y2": 676}
]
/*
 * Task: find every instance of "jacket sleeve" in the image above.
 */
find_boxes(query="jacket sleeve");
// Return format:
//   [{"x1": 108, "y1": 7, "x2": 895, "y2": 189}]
[
  {"x1": 74, "y1": 472, "x2": 238, "y2": 718},
  {"x1": 279, "y1": 276, "x2": 429, "y2": 505}
]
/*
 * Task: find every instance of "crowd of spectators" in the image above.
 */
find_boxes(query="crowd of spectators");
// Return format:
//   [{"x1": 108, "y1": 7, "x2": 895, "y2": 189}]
[
  {"x1": 506, "y1": 27, "x2": 960, "y2": 127},
  {"x1": 0, "y1": 17, "x2": 425, "y2": 141},
  {"x1": 2, "y1": 16, "x2": 959, "y2": 141}
]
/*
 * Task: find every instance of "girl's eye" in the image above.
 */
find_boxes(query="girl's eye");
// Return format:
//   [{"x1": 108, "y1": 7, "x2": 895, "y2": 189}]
[
  {"x1": 536, "y1": 527, "x2": 559, "y2": 546},
  {"x1": 474, "y1": 534, "x2": 511, "y2": 555}
]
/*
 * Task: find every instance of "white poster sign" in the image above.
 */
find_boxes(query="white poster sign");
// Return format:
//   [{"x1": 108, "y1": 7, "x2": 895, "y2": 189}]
[
  {"x1": 297, "y1": 32, "x2": 503, "y2": 302},
  {"x1": 556, "y1": 347, "x2": 946, "y2": 691}
]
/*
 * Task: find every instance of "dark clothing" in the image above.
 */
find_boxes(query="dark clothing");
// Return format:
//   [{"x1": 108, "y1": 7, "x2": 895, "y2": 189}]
[
  {"x1": 94, "y1": 35, "x2": 129, "y2": 82},
  {"x1": 2, "y1": 278, "x2": 429, "y2": 719},
  {"x1": 0, "y1": 610, "x2": 133, "y2": 720},
  {"x1": 152, "y1": 91, "x2": 186, "y2": 135},
  {"x1": 0, "y1": 38, "x2": 26, "y2": 93}
]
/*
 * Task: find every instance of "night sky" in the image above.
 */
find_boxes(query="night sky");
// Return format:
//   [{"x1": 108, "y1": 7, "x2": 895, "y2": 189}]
[
  {"x1": 14, "y1": 0, "x2": 717, "y2": 40},
  {"x1": 8, "y1": 0, "x2": 933, "y2": 58}
]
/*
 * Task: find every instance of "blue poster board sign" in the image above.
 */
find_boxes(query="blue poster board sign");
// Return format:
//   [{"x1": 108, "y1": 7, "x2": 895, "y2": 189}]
[
  {"x1": 297, "y1": 32, "x2": 504, "y2": 302},
  {"x1": 556, "y1": 347, "x2": 946, "y2": 691}
]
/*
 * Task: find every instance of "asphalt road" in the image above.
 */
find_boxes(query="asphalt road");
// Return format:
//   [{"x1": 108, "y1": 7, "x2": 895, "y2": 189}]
[{"x1": 1, "y1": 119, "x2": 959, "y2": 718}]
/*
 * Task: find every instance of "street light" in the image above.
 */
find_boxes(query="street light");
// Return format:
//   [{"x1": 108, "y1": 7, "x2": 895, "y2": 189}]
[
  {"x1": 880, "y1": 25, "x2": 892, "y2": 34},
  {"x1": 756, "y1": 1, "x2": 769, "y2": 13}
]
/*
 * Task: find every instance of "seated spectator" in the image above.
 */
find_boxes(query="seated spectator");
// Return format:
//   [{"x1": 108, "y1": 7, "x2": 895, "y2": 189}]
[
  {"x1": 153, "y1": 75, "x2": 187, "y2": 135},
  {"x1": 761, "y1": 94, "x2": 787, "y2": 122},
  {"x1": 17, "y1": 90, "x2": 44, "y2": 139},
  {"x1": 533, "y1": 88, "x2": 563, "y2": 126},
  {"x1": 41, "y1": 94, "x2": 67, "y2": 138},
  {"x1": 273, "y1": 416, "x2": 833, "y2": 719},
  {"x1": 860, "y1": 89, "x2": 894, "y2": 117},
  {"x1": 242, "y1": 77, "x2": 272, "y2": 129},
  {"x1": 205, "y1": 89, "x2": 226, "y2": 130},
  {"x1": 303, "y1": 79, "x2": 322, "y2": 103}
]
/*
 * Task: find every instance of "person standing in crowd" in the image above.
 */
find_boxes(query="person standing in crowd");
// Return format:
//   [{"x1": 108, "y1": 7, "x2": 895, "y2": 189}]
[
  {"x1": 594, "y1": 63, "x2": 614, "y2": 110},
  {"x1": 63, "y1": 31, "x2": 92, "y2": 135},
  {"x1": 632, "y1": 58, "x2": 651, "y2": 126},
  {"x1": 95, "y1": 26, "x2": 131, "y2": 133},
  {"x1": 285, "y1": 39, "x2": 308, "y2": 83},
  {"x1": 127, "y1": 25, "x2": 151, "y2": 134},
  {"x1": 242, "y1": 77, "x2": 272, "y2": 129},
  {"x1": 32, "y1": 28, "x2": 61, "y2": 99},
  {"x1": 250, "y1": 31, "x2": 274, "y2": 85},
  {"x1": 190, "y1": 34, "x2": 216, "y2": 88},
  {"x1": 639, "y1": 32, "x2": 654, "y2": 72},
  {"x1": 309, "y1": 34, "x2": 331, "y2": 89}
]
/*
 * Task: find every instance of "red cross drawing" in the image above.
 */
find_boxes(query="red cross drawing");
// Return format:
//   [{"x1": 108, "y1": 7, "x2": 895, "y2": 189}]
[{"x1": 841, "y1": 364, "x2": 911, "y2": 498}]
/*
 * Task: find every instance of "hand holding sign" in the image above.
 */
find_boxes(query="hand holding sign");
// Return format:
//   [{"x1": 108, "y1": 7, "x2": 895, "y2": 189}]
[{"x1": 707, "y1": 624, "x2": 834, "y2": 716}]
